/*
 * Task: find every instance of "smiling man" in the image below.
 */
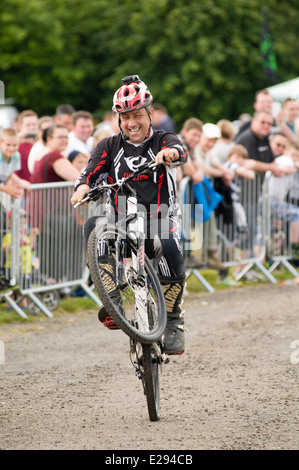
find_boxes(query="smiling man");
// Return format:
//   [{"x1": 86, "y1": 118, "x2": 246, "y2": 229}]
[
  {"x1": 235, "y1": 109, "x2": 283, "y2": 176},
  {"x1": 71, "y1": 75, "x2": 188, "y2": 355}
]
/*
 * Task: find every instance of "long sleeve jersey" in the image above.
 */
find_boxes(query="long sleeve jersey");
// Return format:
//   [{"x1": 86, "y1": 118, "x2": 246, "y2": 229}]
[{"x1": 75, "y1": 130, "x2": 187, "y2": 219}]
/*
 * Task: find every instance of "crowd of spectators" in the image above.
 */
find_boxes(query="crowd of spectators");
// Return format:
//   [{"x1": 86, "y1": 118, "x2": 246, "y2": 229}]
[{"x1": 1, "y1": 92, "x2": 299, "y2": 288}]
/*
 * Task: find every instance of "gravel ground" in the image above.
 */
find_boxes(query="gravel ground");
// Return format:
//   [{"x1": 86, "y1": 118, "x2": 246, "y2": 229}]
[{"x1": 0, "y1": 283, "x2": 298, "y2": 450}]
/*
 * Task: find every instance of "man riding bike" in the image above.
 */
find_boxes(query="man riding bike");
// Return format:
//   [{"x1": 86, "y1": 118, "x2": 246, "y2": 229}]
[{"x1": 71, "y1": 75, "x2": 187, "y2": 355}]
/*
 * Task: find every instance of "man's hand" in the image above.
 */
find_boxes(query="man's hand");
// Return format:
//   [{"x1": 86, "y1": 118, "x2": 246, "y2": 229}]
[
  {"x1": 155, "y1": 148, "x2": 179, "y2": 166},
  {"x1": 71, "y1": 184, "x2": 90, "y2": 207}
]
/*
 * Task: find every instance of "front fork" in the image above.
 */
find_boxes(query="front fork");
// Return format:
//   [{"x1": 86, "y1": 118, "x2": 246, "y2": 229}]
[{"x1": 126, "y1": 197, "x2": 148, "y2": 331}]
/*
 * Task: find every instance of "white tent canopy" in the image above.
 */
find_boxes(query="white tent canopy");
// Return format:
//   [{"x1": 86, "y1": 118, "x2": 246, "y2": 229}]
[{"x1": 267, "y1": 77, "x2": 299, "y2": 102}]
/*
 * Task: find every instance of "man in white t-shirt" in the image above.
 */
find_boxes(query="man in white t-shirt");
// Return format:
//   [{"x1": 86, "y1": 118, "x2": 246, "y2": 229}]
[{"x1": 66, "y1": 110, "x2": 94, "y2": 157}]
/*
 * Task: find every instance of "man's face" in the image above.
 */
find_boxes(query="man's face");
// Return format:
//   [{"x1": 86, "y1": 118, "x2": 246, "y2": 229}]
[
  {"x1": 251, "y1": 112, "x2": 273, "y2": 139},
  {"x1": 270, "y1": 134, "x2": 288, "y2": 157},
  {"x1": 0, "y1": 135, "x2": 18, "y2": 159},
  {"x1": 73, "y1": 118, "x2": 94, "y2": 142},
  {"x1": 119, "y1": 108, "x2": 152, "y2": 144},
  {"x1": 183, "y1": 128, "x2": 202, "y2": 149},
  {"x1": 48, "y1": 128, "x2": 69, "y2": 152},
  {"x1": 21, "y1": 115, "x2": 38, "y2": 133},
  {"x1": 200, "y1": 134, "x2": 218, "y2": 153},
  {"x1": 254, "y1": 93, "x2": 273, "y2": 113},
  {"x1": 283, "y1": 101, "x2": 299, "y2": 124}
]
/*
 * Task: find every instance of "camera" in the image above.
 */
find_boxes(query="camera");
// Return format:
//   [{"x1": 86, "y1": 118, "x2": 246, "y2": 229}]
[{"x1": 122, "y1": 75, "x2": 140, "y2": 85}]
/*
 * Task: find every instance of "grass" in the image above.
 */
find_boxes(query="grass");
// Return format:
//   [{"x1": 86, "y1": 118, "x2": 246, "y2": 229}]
[
  {"x1": 0, "y1": 266, "x2": 297, "y2": 325},
  {"x1": 0, "y1": 295, "x2": 97, "y2": 325}
]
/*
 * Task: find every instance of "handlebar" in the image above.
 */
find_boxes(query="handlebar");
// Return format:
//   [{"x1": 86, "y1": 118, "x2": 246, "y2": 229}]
[{"x1": 74, "y1": 160, "x2": 160, "y2": 208}]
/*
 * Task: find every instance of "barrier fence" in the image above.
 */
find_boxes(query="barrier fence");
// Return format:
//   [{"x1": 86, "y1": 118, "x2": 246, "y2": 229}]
[
  {"x1": 178, "y1": 173, "x2": 299, "y2": 291},
  {"x1": 0, "y1": 182, "x2": 101, "y2": 318},
  {"x1": 1, "y1": 174, "x2": 299, "y2": 318}
]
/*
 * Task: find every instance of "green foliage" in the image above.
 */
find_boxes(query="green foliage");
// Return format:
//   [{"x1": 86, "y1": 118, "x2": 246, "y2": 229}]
[{"x1": 0, "y1": 0, "x2": 298, "y2": 126}]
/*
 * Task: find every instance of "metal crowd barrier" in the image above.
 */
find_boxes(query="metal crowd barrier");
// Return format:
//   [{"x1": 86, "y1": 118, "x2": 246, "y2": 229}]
[
  {"x1": 263, "y1": 173, "x2": 299, "y2": 278},
  {"x1": 0, "y1": 182, "x2": 101, "y2": 318},
  {"x1": 178, "y1": 173, "x2": 299, "y2": 290},
  {"x1": 2, "y1": 174, "x2": 299, "y2": 318}
]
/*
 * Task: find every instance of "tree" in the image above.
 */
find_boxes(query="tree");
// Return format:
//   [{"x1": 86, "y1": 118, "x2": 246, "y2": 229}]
[{"x1": 0, "y1": 0, "x2": 298, "y2": 127}]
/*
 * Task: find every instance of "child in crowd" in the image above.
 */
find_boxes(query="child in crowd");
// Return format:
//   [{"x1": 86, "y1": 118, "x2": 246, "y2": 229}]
[
  {"x1": 225, "y1": 144, "x2": 255, "y2": 227},
  {"x1": 0, "y1": 128, "x2": 31, "y2": 199},
  {"x1": 224, "y1": 144, "x2": 255, "y2": 270},
  {"x1": 68, "y1": 150, "x2": 89, "y2": 173},
  {"x1": 2, "y1": 209, "x2": 36, "y2": 307},
  {"x1": 267, "y1": 142, "x2": 299, "y2": 256},
  {"x1": 268, "y1": 142, "x2": 299, "y2": 202}
]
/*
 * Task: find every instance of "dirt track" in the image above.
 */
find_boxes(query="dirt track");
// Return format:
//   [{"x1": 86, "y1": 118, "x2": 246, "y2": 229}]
[{"x1": 0, "y1": 283, "x2": 298, "y2": 450}]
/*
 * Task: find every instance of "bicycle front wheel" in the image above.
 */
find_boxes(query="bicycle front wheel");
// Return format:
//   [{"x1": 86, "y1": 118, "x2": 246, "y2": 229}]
[
  {"x1": 87, "y1": 224, "x2": 166, "y2": 344},
  {"x1": 142, "y1": 343, "x2": 161, "y2": 421}
]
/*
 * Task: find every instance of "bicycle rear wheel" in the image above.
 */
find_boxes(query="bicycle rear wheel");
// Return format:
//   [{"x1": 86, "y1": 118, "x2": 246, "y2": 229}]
[{"x1": 87, "y1": 224, "x2": 166, "y2": 344}]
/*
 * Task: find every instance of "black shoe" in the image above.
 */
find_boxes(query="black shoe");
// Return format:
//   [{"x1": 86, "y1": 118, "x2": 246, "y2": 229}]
[{"x1": 164, "y1": 313, "x2": 185, "y2": 355}]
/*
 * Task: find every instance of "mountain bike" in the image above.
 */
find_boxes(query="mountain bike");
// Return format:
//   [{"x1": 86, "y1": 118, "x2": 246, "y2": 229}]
[{"x1": 75, "y1": 161, "x2": 168, "y2": 421}]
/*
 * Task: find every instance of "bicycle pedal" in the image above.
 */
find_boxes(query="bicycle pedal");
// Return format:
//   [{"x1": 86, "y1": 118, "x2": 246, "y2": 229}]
[{"x1": 103, "y1": 316, "x2": 120, "y2": 330}]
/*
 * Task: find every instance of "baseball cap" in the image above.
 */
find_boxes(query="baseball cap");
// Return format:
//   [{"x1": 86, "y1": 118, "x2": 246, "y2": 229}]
[{"x1": 202, "y1": 123, "x2": 221, "y2": 139}]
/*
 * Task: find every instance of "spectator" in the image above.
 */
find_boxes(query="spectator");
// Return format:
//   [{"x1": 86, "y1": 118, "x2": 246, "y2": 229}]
[
  {"x1": 66, "y1": 110, "x2": 94, "y2": 156},
  {"x1": 2, "y1": 209, "x2": 36, "y2": 305},
  {"x1": 93, "y1": 127, "x2": 114, "y2": 149},
  {"x1": 31, "y1": 124, "x2": 80, "y2": 184},
  {"x1": 27, "y1": 116, "x2": 54, "y2": 174},
  {"x1": 289, "y1": 121, "x2": 299, "y2": 204},
  {"x1": 0, "y1": 128, "x2": 30, "y2": 200},
  {"x1": 68, "y1": 150, "x2": 89, "y2": 173},
  {"x1": 15, "y1": 110, "x2": 39, "y2": 182},
  {"x1": 278, "y1": 98, "x2": 299, "y2": 143},
  {"x1": 177, "y1": 117, "x2": 204, "y2": 184},
  {"x1": 16, "y1": 109, "x2": 39, "y2": 144},
  {"x1": 152, "y1": 103, "x2": 176, "y2": 133},
  {"x1": 234, "y1": 110, "x2": 283, "y2": 177},
  {"x1": 194, "y1": 123, "x2": 234, "y2": 185},
  {"x1": 30, "y1": 124, "x2": 81, "y2": 281},
  {"x1": 192, "y1": 123, "x2": 234, "y2": 273},
  {"x1": 210, "y1": 119, "x2": 237, "y2": 164},
  {"x1": 269, "y1": 131, "x2": 289, "y2": 157},
  {"x1": 222, "y1": 144, "x2": 255, "y2": 276},
  {"x1": 0, "y1": 128, "x2": 31, "y2": 280},
  {"x1": 224, "y1": 144, "x2": 255, "y2": 230},
  {"x1": 53, "y1": 104, "x2": 76, "y2": 132},
  {"x1": 234, "y1": 110, "x2": 285, "y2": 261},
  {"x1": 268, "y1": 142, "x2": 299, "y2": 201},
  {"x1": 267, "y1": 142, "x2": 299, "y2": 256},
  {"x1": 236, "y1": 89, "x2": 274, "y2": 137}
]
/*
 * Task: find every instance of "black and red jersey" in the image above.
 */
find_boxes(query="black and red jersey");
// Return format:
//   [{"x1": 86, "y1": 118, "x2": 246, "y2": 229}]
[{"x1": 75, "y1": 130, "x2": 187, "y2": 219}]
